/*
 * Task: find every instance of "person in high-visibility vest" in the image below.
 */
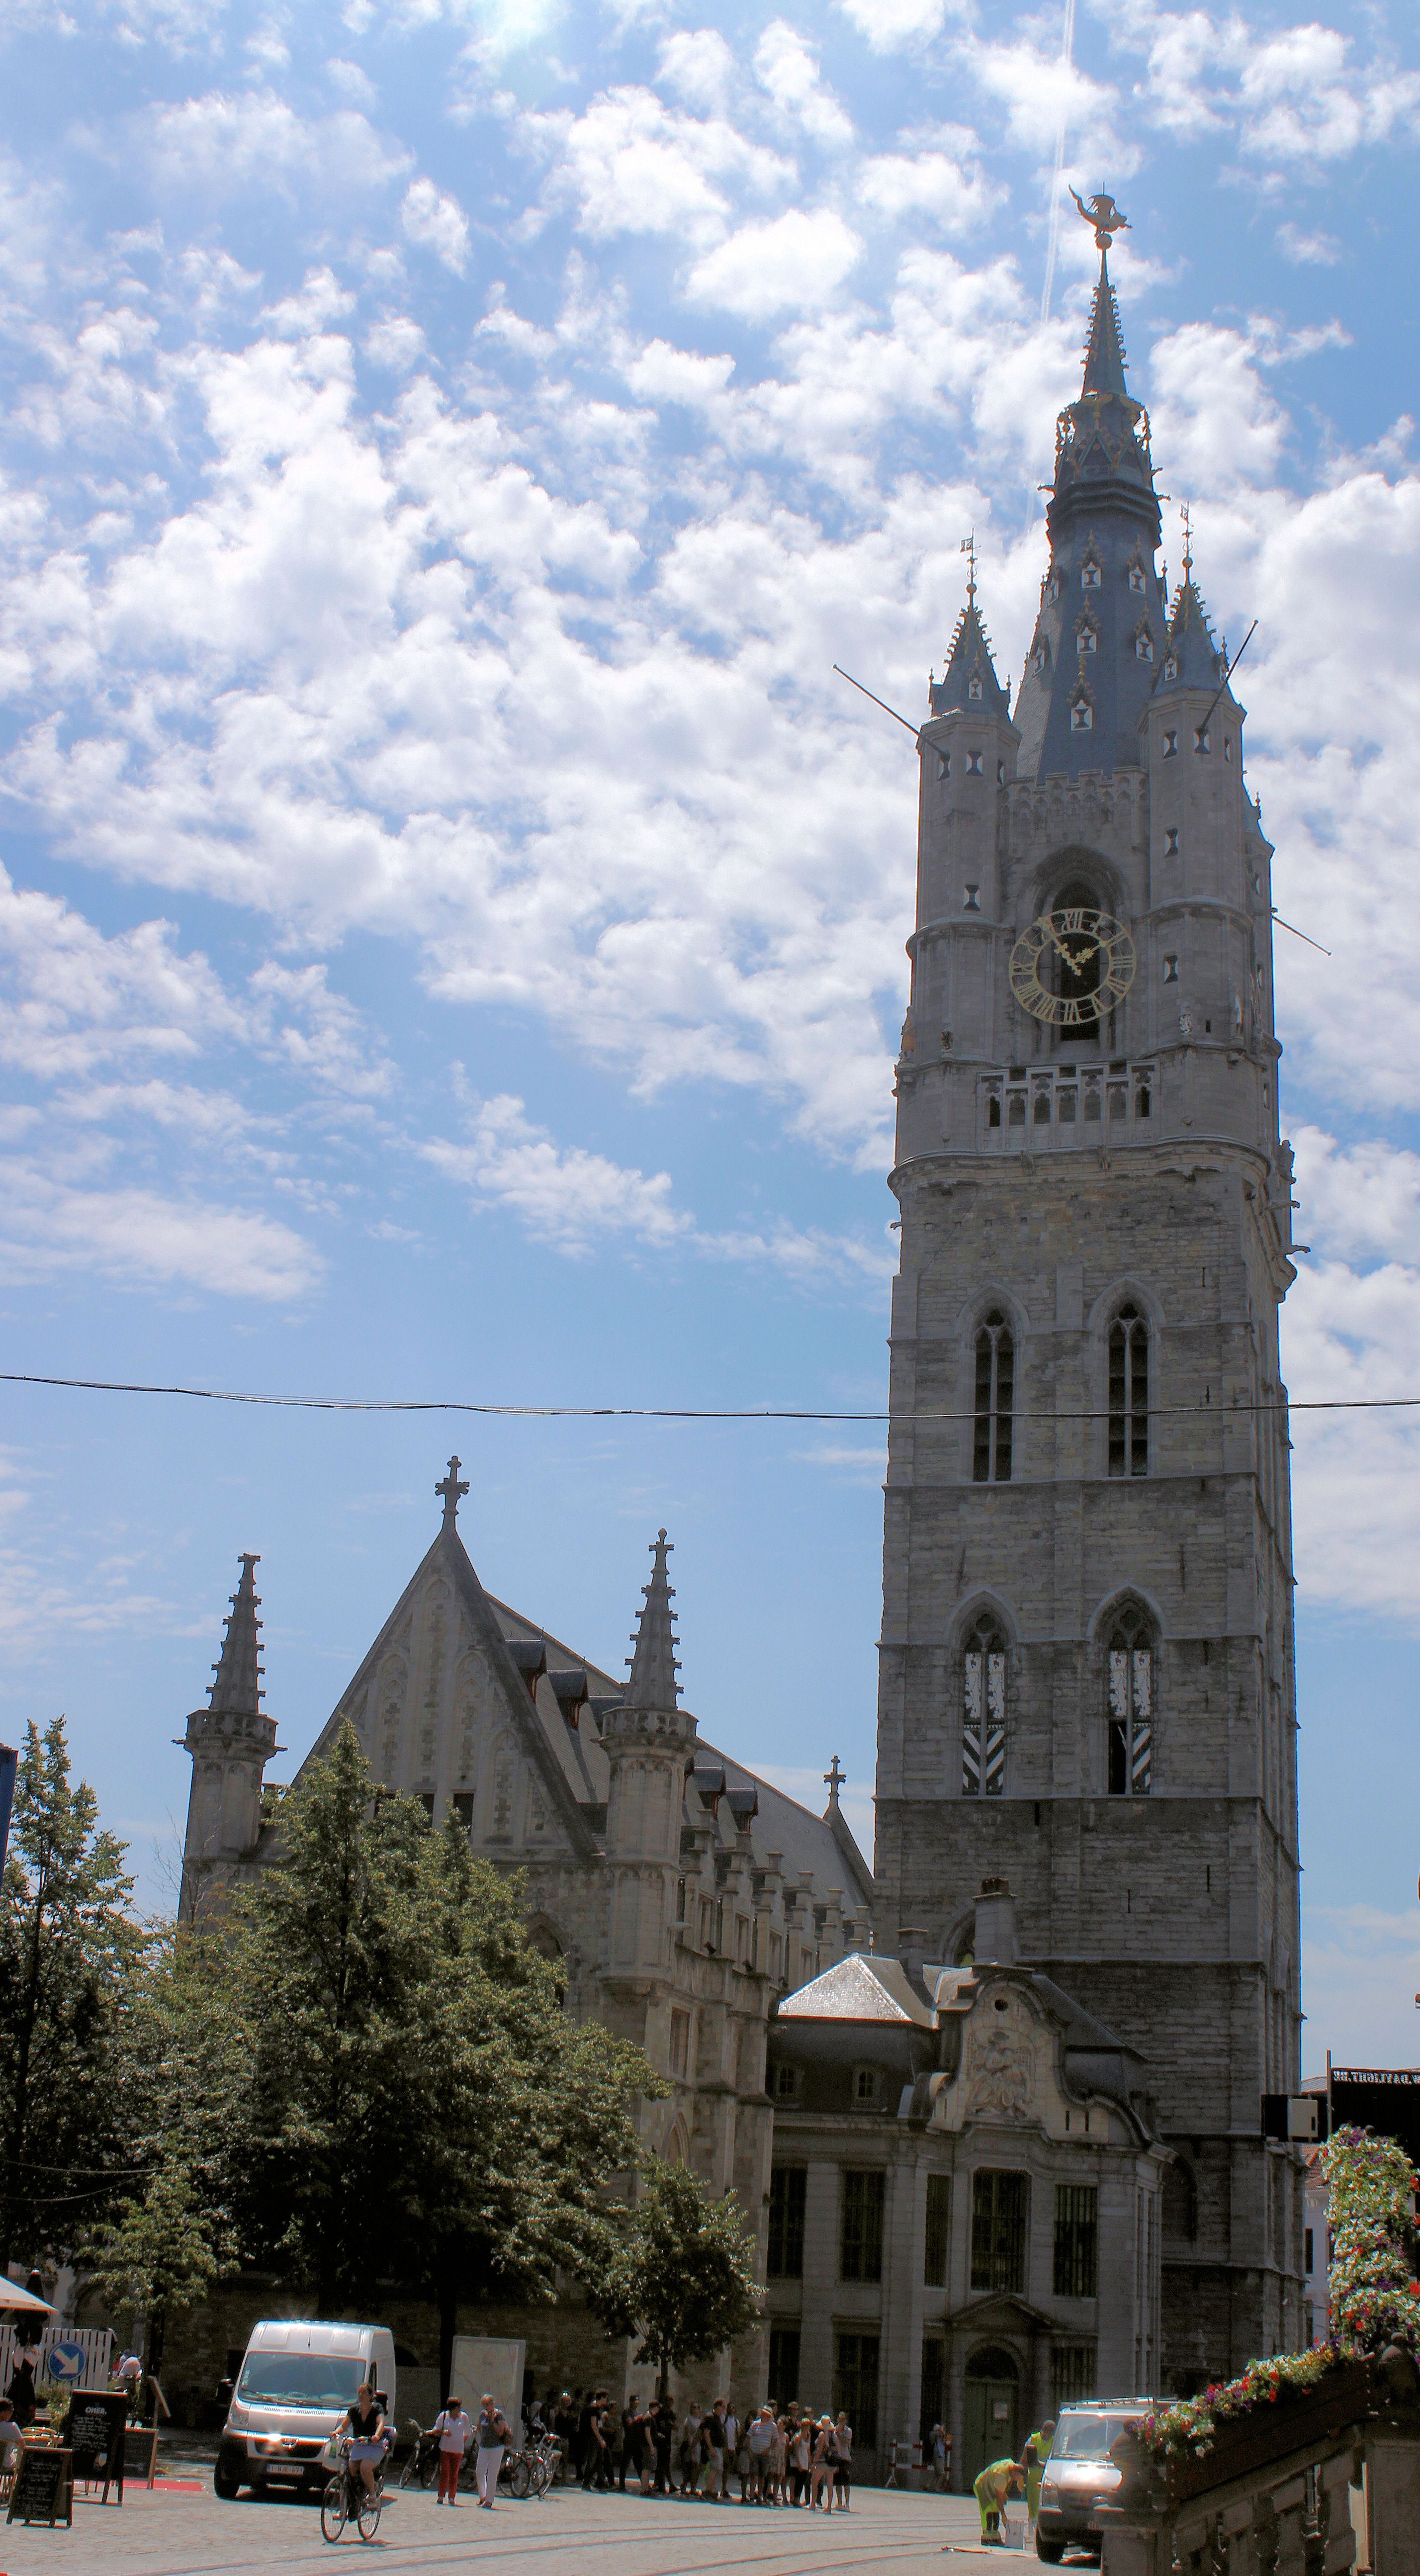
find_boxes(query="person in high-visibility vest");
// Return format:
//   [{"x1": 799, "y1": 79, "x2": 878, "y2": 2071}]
[
  {"x1": 973, "y1": 2454, "x2": 1026, "y2": 2543},
  {"x1": 1023, "y1": 2421, "x2": 1055, "y2": 2523}
]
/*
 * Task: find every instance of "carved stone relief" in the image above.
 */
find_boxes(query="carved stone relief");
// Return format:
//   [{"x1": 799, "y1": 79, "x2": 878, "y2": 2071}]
[{"x1": 965, "y1": 1992, "x2": 1036, "y2": 2123}]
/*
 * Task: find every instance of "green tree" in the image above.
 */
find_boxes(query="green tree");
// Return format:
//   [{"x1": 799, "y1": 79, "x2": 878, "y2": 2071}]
[
  {"x1": 0, "y1": 1717, "x2": 143, "y2": 2270},
  {"x1": 404, "y1": 1815, "x2": 656, "y2": 2397},
  {"x1": 586, "y1": 2156, "x2": 762, "y2": 2400},
  {"x1": 222, "y1": 1724, "x2": 434, "y2": 2311},
  {"x1": 82, "y1": 1924, "x2": 242, "y2": 2388}
]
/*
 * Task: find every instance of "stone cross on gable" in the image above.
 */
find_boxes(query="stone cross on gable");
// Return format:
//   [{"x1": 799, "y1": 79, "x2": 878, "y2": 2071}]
[
  {"x1": 437, "y1": 1455, "x2": 469, "y2": 1527},
  {"x1": 824, "y1": 1753, "x2": 845, "y2": 1811}
]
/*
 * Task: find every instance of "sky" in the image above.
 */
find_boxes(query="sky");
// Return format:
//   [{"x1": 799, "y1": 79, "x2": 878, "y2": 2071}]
[{"x1": 1, "y1": 0, "x2": 1419, "y2": 2068}]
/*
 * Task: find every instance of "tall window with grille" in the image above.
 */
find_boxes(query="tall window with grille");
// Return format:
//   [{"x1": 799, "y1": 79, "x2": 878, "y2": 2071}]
[
  {"x1": 1051, "y1": 2346, "x2": 1097, "y2": 2411},
  {"x1": 833, "y1": 2334, "x2": 880, "y2": 2448},
  {"x1": 924, "y1": 2173, "x2": 951, "y2": 2286},
  {"x1": 1053, "y1": 2185, "x2": 1099, "y2": 2297},
  {"x1": 963, "y1": 1619, "x2": 1007, "y2": 1797},
  {"x1": 973, "y1": 1312, "x2": 1014, "y2": 1482},
  {"x1": 970, "y1": 2169, "x2": 1027, "y2": 2295},
  {"x1": 1107, "y1": 1609, "x2": 1153, "y2": 1795},
  {"x1": 767, "y1": 2167, "x2": 806, "y2": 2279},
  {"x1": 1108, "y1": 1305, "x2": 1149, "y2": 1475},
  {"x1": 841, "y1": 2169, "x2": 886, "y2": 2283}
]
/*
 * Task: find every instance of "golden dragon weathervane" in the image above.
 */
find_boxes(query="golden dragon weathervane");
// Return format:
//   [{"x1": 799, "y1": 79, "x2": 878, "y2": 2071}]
[{"x1": 1069, "y1": 188, "x2": 1130, "y2": 248}]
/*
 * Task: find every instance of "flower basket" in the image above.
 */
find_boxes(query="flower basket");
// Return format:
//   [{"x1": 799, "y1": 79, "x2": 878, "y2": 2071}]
[{"x1": 1159, "y1": 2361, "x2": 1373, "y2": 2507}]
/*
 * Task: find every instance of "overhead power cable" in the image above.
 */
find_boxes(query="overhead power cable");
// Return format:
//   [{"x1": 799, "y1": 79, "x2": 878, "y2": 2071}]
[{"x1": 3, "y1": 1370, "x2": 1420, "y2": 1423}]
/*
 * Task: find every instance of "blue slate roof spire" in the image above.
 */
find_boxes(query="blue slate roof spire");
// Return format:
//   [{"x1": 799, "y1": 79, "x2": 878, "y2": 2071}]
[
  {"x1": 1081, "y1": 249, "x2": 1129, "y2": 398},
  {"x1": 928, "y1": 578, "x2": 1010, "y2": 720},
  {"x1": 1011, "y1": 190, "x2": 1171, "y2": 783}
]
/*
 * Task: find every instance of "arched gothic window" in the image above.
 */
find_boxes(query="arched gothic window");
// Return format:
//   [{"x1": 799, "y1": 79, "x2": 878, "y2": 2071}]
[
  {"x1": 963, "y1": 1618, "x2": 1007, "y2": 1797},
  {"x1": 1108, "y1": 1305, "x2": 1149, "y2": 1476},
  {"x1": 1107, "y1": 1606, "x2": 1153, "y2": 1795},
  {"x1": 973, "y1": 1313, "x2": 1013, "y2": 1483}
]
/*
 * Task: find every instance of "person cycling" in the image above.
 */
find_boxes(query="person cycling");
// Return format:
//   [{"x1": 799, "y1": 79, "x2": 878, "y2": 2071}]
[{"x1": 345, "y1": 2381, "x2": 386, "y2": 2500}]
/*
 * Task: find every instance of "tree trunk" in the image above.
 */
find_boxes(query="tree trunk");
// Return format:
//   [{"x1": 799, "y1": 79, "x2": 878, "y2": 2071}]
[
  {"x1": 148, "y1": 2308, "x2": 166, "y2": 2422},
  {"x1": 658, "y1": 2343, "x2": 669, "y2": 2404},
  {"x1": 439, "y1": 2275, "x2": 458, "y2": 2406}
]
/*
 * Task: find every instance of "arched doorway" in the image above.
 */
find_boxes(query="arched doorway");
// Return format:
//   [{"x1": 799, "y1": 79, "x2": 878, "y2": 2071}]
[{"x1": 963, "y1": 2344, "x2": 1019, "y2": 2488}]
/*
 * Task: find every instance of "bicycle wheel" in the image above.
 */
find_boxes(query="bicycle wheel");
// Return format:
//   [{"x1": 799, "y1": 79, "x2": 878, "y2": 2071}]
[
  {"x1": 418, "y1": 2445, "x2": 436, "y2": 2488},
  {"x1": 320, "y1": 2475, "x2": 349, "y2": 2541},
  {"x1": 532, "y1": 2454, "x2": 554, "y2": 2496},
  {"x1": 510, "y1": 2456, "x2": 532, "y2": 2499},
  {"x1": 357, "y1": 2489, "x2": 382, "y2": 2541}
]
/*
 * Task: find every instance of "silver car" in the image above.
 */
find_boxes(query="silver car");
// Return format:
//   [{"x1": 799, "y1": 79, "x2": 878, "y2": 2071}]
[{"x1": 1034, "y1": 2402, "x2": 1151, "y2": 2564}]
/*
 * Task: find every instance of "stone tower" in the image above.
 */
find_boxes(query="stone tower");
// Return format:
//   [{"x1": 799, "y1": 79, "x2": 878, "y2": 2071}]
[
  {"x1": 178, "y1": 1552, "x2": 279, "y2": 1921},
  {"x1": 873, "y1": 203, "x2": 1303, "y2": 2390}
]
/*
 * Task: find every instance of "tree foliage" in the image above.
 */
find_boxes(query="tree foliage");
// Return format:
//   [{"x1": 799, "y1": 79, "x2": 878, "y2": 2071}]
[
  {"x1": 216, "y1": 1725, "x2": 658, "y2": 2380},
  {"x1": 0, "y1": 1718, "x2": 144, "y2": 2270},
  {"x1": 585, "y1": 2156, "x2": 762, "y2": 2399}
]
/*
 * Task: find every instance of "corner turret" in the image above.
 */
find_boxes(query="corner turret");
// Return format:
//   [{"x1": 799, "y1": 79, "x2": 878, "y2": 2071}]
[{"x1": 178, "y1": 1554, "x2": 281, "y2": 1919}]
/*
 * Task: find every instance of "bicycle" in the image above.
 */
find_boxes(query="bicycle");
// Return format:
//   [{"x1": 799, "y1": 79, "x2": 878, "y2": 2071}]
[
  {"x1": 497, "y1": 2432, "x2": 560, "y2": 2499},
  {"x1": 397, "y1": 2419, "x2": 439, "y2": 2490},
  {"x1": 320, "y1": 2436, "x2": 384, "y2": 2542}
]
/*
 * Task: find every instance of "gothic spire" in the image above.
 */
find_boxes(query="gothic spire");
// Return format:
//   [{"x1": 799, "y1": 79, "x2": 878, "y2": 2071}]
[
  {"x1": 1080, "y1": 250, "x2": 1129, "y2": 399},
  {"x1": 624, "y1": 1528, "x2": 681, "y2": 1711},
  {"x1": 209, "y1": 1553, "x2": 263, "y2": 1718},
  {"x1": 929, "y1": 583, "x2": 1011, "y2": 720},
  {"x1": 1155, "y1": 539, "x2": 1229, "y2": 695}
]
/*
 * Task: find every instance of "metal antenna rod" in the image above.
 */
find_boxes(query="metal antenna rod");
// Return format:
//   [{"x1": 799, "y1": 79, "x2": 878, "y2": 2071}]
[
  {"x1": 1198, "y1": 618, "x2": 1257, "y2": 735},
  {"x1": 832, "y1": 665, "x2": 924, "y2": 743}
]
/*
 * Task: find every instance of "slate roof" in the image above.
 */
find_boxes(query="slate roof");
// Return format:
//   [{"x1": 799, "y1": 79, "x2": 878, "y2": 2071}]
[
  {"x1": 776, "y1": 1953, "x2": 935, "y2": 2025},
  {"x1": 928, "y1": 597, "x2": 1010, "y2": 721},
  {"x1": 1012, "y1": 245, "x2": 1171, "y2": 784},
  {"x1": 286, "y1": 1510, "x2": 875, "y2": 1916},
  {"x1": 1155, "y1": 573, "x2": 1228, "y2": 697}
]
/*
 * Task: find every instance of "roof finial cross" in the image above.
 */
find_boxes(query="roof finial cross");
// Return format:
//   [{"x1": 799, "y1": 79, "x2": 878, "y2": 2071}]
[
  {"x1": 1181, "y1": 503, "x2": 1194, "y2": 581},
  {"x1": 959, "y1": 530, "x2": 976, "y2": 608},
  {"x1": 824, "y1": 1753, "x2": 845, "y2": 1810},
  {"x1": 436, "y1": 1455, "x2": 469, "y2": 1527}
]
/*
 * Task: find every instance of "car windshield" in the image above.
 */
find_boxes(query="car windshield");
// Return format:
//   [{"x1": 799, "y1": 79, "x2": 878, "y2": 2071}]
[
  {"x1": 237, "y1": 2353, "x2": 367, "y2": 2410},
  {"x1": 1051, "y1": 2414, "x2": 1140, "y2": 2461}
]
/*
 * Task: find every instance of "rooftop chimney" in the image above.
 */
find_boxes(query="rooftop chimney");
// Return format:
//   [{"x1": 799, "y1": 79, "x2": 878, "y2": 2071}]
[{"x1": 973, "y1": 1875, "x2": 1018, "y2": 1966}]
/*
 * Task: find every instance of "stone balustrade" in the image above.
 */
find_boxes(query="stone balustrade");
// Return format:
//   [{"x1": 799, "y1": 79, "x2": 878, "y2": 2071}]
[{"x1": 979, "y1": 1058, "x2": 1155, "y2": 1151}]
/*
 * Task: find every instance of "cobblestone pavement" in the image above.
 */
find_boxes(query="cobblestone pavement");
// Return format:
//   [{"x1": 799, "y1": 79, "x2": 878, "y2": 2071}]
[{"x1": 0, "y1": 2477, "x2": 1079, "y2": 2575}]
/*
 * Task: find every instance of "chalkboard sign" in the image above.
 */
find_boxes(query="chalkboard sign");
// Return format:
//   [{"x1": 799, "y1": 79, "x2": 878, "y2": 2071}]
[
  {"x1": 6, "y1": 2443, "x2": 72, "y2": 2526},
  {"x1": 63, "y1": 2393, "x2": 127, "y2": 2503},
  {"x1": 123, "y1": 2425, "x2": 158, "y2": 2488}
]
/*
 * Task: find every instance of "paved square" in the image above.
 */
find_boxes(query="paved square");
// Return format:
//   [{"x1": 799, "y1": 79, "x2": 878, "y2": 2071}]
[{"x1": 0, "y1": 2476, "x2": 1072, "y2": 2575}]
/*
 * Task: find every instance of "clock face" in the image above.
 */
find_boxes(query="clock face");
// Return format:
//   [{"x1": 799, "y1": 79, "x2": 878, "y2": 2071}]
[{"x1": 1009, "y1": 903, "x2": 1137, "y2": 1027}]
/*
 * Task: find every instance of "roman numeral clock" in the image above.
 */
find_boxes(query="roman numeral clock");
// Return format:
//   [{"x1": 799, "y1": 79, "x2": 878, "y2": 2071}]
[{"x1": 1008, "y1": 903, "x2": 1138, "y2": 1028}]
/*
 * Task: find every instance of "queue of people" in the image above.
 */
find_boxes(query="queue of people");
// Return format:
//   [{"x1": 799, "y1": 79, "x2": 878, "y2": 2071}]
[{"x1": 534, "y1": 2388, "x2": 854, "y2": 2504}]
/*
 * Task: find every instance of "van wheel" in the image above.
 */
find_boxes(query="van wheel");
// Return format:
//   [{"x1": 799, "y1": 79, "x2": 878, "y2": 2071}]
[
  {"x1": 1034, "y1": 2543, "x2": 1065, "y2": 2565},
  {"x1": 214, "y1": 2467, "x2": 241, "y2": 2500}
]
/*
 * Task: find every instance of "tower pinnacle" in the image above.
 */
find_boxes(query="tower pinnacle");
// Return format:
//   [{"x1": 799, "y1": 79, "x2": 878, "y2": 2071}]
[
  {"x1": 209, "y1": 1553, "x2": 263, "y2": 1717},
  {"x1": 624, "y1": 1528, "x2": 682, "y2": 1711}
]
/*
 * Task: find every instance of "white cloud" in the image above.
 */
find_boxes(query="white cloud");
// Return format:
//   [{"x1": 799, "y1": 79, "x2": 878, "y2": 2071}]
[
  {"x1": 856, "y1": 132, "x2": 999, "y2": 229},
  {"x1": 144, "y1": 91, "x2": 407, "y2": 197},
  {"x1": 836, "y1": 0, "x2": 946, "y2": 50},
  {"x1": 1302, "y1": 1905, "x2": 1420, "y2": 2074},
  {"x1": 401, "y1": 175, "x2": 470, "y2": 273},
  {"x1": 521, "y1": 87, "x2": 790, "y2": 246},
  {"x1": 656, "y1": 26, "x2": 736, "y2": 113},
  {"x1": 753, "y1": 1761, "x2": 875, "y2": 1865},
  {"x1": 753, "y1": 21, "x2": 853, "y2": 148},
  {"x1": 0, "y1": 1163, "x2": 321, "y2": 1300},
  {"x1": 686, "y1": 207, "x2": 863, "y2": 317},
  {"x1": 1277, "y1": 221, "x2": 1340, "y2": 266},
  {"x1": 422, "y1": 1091, "x2": 693, "y2": 1254}
]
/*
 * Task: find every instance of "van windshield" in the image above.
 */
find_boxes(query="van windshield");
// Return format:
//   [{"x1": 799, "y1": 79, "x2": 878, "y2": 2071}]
[
  {"x1": 1051, "y1": 2414, "x2": 1140, "y2": 2461},
  {"x1": 237, "y1": 2353, "x2": 367, "y2": 2410}
]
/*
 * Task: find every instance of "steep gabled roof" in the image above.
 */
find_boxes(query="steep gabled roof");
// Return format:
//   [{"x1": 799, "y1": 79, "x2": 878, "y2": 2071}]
[
  {"x1": 928, "y1": 595, "x2": 1011, "y2": 721},
  {"x1": 778, "y1": 1953, "x2": 933, "y2": 2025},
  {"x1": 1154, "y1": 571, "x2": 1228, "y2": 697}
]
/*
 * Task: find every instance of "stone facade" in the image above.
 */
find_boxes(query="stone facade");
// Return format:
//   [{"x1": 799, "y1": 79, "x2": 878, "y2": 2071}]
[
  {"x1": 762, "y1": 1879, "x2": 1167, "y2": 2486},
  {"x1": 874, "y1": 226, "x2": 1304, "y2": 2394}
]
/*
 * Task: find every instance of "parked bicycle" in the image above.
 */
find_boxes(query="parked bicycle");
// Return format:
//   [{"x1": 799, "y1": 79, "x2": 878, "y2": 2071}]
[
  {"x1": 500, "y1": 2431, "x2": 560, "y2": 2498},
  {"x1": 321, "y1": 2436, "x2": 384, "y2": 2543},
  {"x1": 397, "y1": 2419, "x2": 442, "y2": 2490}
]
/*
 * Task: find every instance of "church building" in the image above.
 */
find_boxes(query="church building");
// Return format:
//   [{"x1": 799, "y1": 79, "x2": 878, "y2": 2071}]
[{"x1": 173, "y1": 197, "x2": 1303, "y2": 2474}]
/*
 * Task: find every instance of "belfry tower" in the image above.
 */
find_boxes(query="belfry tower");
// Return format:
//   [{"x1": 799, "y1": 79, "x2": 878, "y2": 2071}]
[{"x1": 874, "y1": 197, "x2": 1303, "y2": 2387}]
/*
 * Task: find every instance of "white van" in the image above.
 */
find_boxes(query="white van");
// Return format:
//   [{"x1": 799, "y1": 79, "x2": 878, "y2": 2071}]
[{"x1": 215, "y1": 2318, "x2": 397, "y2": 2500}]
